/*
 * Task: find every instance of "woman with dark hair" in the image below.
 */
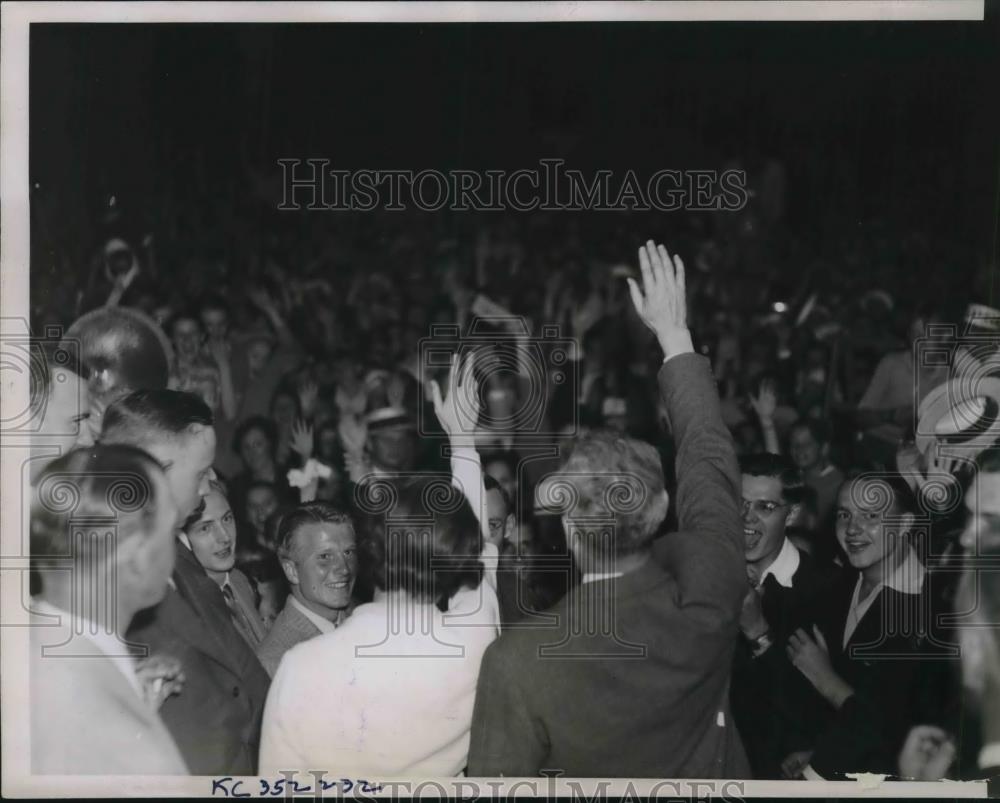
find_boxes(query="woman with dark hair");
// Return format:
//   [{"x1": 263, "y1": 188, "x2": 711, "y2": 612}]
[
  {"x1": 228, "y1": 416, "x2": 296, "y2": 521},
  {"x1": 780, "y1": 472, "x2": 959, "y2": 780},
  {"x1": 260, "y1": 356, "x2": 500, "y2": 776}
]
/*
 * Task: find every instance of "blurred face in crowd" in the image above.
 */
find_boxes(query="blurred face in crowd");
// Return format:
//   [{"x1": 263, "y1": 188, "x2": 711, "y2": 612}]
[
  {"x1": 318, "y1": 426, "x2": 340, "y2": 463},
  {"x1": 485, "y1": 379, "x2": 518, "y2": 422},
  {"x1": 961, "y1": 470, "x2": 1000, "y2": 553},
  {"x1": 835, "y1": 478, "x2": 913, "y2": 574},
  {"x1": 958, "y1": 470, "x2": 1000, "y2": 697},
  {"x1": 30, "y1": 368, "x2": 94, "y2": 483},
  {"x1": 246, "y1": 485, "x2": 279, "y2": 536},
  {"x1": 271, "y1": 392, "x2": 298, "y2": 434},
  {"x1": 196, "y1": 376, "x2": 220, "y2": 412},
  {"x1": 143, "y1": 424, "x2": 217, "y2": 523},
  {"x1": 369, "y1": 425, "x2": 416, "y2": 471},
  {"x1": 485, "y1": 487, "x2": 513, "y2": 549},
  {"x1": 789, "y1": 425, "x2": 825, "y2": 472},
  {"x1": 172, "y1": 317, "x2": 202, "y2": 362},
  {"x1": 282, "y1": 521, "x2": 357, "y2": 616},
  {"x1": 741, "y1": 474, "x2": 794, "y2": 571},
  {"x1": 484, "y1": 459, "x2": 517, "y2": 507},
  {"x1": 124, "y1": 468, "x2": 180, "y2": 610},
  {"x1": 239, "y1": 425, "x2": 274, "y2": 474},
  {"x1": 247, "y1": 339, "x2": 273, "y2": 375},
  {"x1": 185, "y1": 489, "x2": 237, "y2": 577},
  {"x1": 201, "y1": 307, "x2": 228, "y2": 342}
]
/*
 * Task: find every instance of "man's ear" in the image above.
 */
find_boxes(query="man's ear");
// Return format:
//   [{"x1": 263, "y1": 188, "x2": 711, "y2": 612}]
[
  {"x1": 785, "y1": 503, "x2": 802, "y2": 528},
  {"x1": 503, "y1": 513, "x2": 516, "y2": 542},
  {"x1": 116, "y1": 532, "x2": 148, "y2": 589},
  {"x1": 280, "y1": 556, "x2": 299, "y2": 586}
]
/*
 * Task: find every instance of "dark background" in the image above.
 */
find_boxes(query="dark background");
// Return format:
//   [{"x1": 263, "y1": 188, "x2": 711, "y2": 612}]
[{"x1": 29, "y1": 13, "x2": 1000, "y2": 285}]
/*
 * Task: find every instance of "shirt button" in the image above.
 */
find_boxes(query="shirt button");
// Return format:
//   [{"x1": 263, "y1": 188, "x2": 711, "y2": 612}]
[{"x1": 232, "y1": 686, "x2": 240, "y2": 697}]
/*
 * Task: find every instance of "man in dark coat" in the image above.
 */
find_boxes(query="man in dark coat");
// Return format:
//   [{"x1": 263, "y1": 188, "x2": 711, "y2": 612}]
[
  {"x1": 468, "y1": 241, "x2": 748, "y2": 778},
  {"x1": 102, "y1": 389, "x2": 271, "y2": 774}
]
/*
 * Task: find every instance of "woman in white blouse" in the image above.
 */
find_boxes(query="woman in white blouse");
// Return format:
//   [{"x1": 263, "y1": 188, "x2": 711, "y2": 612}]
[{"x1": 260, "y1": 355, "x2": 501, "y2": 776}]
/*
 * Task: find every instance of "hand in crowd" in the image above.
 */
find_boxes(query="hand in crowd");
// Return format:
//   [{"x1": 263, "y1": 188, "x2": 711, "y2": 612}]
[
  {"x1": 298, "y1": 379, "x2": 319, "y2": 420},
  {"x1": 897, "y1": 724, "x2": 956, "y2": 781},
  {"x1": 787, "y1": 626, "x2": 854, "y2": 709},
  {"x1": 431, "y1": 352, "x2": 481, "y2": 445},
  {"x1": 135, "y1": 653, "x2": 185, "y2": 710},
  {"x1": 627, "y1": 240, "x2": 693, "y2": 362},
  {"x1": 290, "y1": 419, "x2": 314, "y2": 460},
  {"x1": 338, "y1": 414, "x2": 367, "y2": 457},
  {"x1": 749, "y1": 379, "x2": 777, "y2": 423},
  {"x1": 781, "y1": 749, "x2": 814, "y2": 779}
]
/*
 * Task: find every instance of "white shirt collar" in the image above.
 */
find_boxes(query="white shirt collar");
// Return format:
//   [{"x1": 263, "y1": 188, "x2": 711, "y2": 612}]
[
  {"x1": 288, "y1": 593, "x2": 341, "y2": 634},
  {"x1": 844, "y1": 546, "x2": 926, "y2": 647},
  {"x1": 758, "y1": 538, "x2": 800, "y2": 589},
  {"x1": 33, "y1": 598, "x2": 145, "y2": 700},
  {"x1": 581, "y1": 572, "x2": 624, "y2": 585}
]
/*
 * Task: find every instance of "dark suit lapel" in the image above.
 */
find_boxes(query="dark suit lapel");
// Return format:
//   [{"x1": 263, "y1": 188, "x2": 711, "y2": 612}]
[{"x1": 171, "y1": 543, "x2": 253, "y2": 676}]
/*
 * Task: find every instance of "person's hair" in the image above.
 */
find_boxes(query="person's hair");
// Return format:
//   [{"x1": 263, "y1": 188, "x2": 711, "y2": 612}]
[
  {"x1": 232, "y1": 416, "x2": 277, "y2": 457},
  {"x1": 483, "y1": 474, "x2": 511, "y2": 511},
  {"x1": 840, "y1": 470, "x2": 919, "y2": 517},
  {"x1": 199, "y1": 296, "x2": 229, "y2": 316},
  {"x1": 270, "y1": 384, "x2": 301, "y2": 419},
  {"x1": 28, "y1": 339, "x2": 85, "y2": 420},
  {"x1": 482, "y1": 450, "x2": 518, "y2": 479},
  {"x1": 101, "y1": 389, "x2": 214, "y2": 449},
  {"x1": 274, "y1": 502, "x2": 354, "y2": 561},
  {"x1": 31, "y1": 445, "x2": 167, "y2": 568},
  {"x1": 167, "y1": 310, "x2": 202, "y2": 336},
  {"x1": 355, "y1": 475, "x2": 483, "y2": 609},
  {"x1": 790, "y1": 418, "x2": 832, "y2": 446},
  {"x1": 61, "y1": 306, "x2": 171, "y2": 404},
  {"x1": 739, "y1": 453, "x2": 807, "y2": 506},
  {"x1": 545, "y1": 429, "x2": 668, "y2": 557}
]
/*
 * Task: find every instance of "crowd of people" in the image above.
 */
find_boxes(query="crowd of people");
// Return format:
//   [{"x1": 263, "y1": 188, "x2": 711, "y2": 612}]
[{"x1": 23, "y1": 185, "x2": 1000, "y2": 783}]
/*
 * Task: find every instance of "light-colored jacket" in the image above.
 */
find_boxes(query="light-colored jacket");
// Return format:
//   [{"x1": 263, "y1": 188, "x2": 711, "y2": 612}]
[{"x1": 30, "y1": 604, "x2": 188, "y2": 775}]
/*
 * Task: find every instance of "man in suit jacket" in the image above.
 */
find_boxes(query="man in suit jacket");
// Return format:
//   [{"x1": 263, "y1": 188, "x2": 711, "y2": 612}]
[
  {"x1": 256, "y1": 503, "x2": 357, "y2": 676},
  {"x1": 102, "y1": 389, "x2": 271, "y2": 774},
  {"x1": 730, "y1": 452, "x2": 842, "y2": 778},
  {"x1": 182, "y1": 482, "x2": 270, "y2": 649},
  {"x1": 30, "y1": 446, "x2": 187, "y2": 774},
  {"x1": 468, "y1": 241, "x2": 748, "y2": 778}
]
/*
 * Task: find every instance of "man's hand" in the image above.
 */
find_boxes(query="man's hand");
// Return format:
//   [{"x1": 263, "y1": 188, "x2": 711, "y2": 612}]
[
  {"x1": 135, "y1": 653, "x2": 185, "y2": 710},
  {"x1": 626, "y1": 240, "x2": 693, "y2": 362},
  {"x1": 781, "y1": 749, "x2": 814, "y2": 779},
  {"x1": 431, "y1": 353, "x2": 480, "y2": 444},
  {"x1": 298, "y1": 379, "x2": 319, "y2": 420},
  {"x1": 338, "y1": 415, "x2": 367, "y2": 456},
  {"x1": 787, "y1": 626, "x2": 854, "y2": 708},
  {"x1": 898, "y1": 725, "x2": 956, "y2": 781},
  {"x1": 290, "y1": 419, "x2": 314, "y2": 460},
  {"x1": 749, "y1": 379, "x2": 777, "y2": 424}
]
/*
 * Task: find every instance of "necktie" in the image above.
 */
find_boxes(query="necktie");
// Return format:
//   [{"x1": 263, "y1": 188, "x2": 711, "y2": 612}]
[{"x1": 221, "y1": 582, "x2": 259, "y2": 648}]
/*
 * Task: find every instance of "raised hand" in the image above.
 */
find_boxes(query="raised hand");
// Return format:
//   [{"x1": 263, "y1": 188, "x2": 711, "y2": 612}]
[
  {"x1": 298, "y1": 379, "x2": 319, "y2": 420},
  {"x1": 247, "y1": 286, "x2": 275, "y2": 313},
  {"x1": 431, "y1": 352, "x2": 480, "y2": 442},
  {"x1": 290, "y1": 418, "x2": 314, "y2": 460},
  {"x1": 749, "y1": 379, "x2": 778, "y2": 423},
  {"x1": 338, "y1": 414, "x2": 368, "y2": 456},
  {"x1": 626, "y1": 240, "x2": 693, "y2": 362}
]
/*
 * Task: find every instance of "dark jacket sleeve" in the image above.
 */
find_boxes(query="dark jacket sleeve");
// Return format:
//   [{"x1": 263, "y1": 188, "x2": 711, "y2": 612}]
[
  {"x1": 651, "y1": 353, "x2": 745, "y2": 630},
  {"x1": 467, "y1": 638, "x2": 550, "y2": 777}
]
